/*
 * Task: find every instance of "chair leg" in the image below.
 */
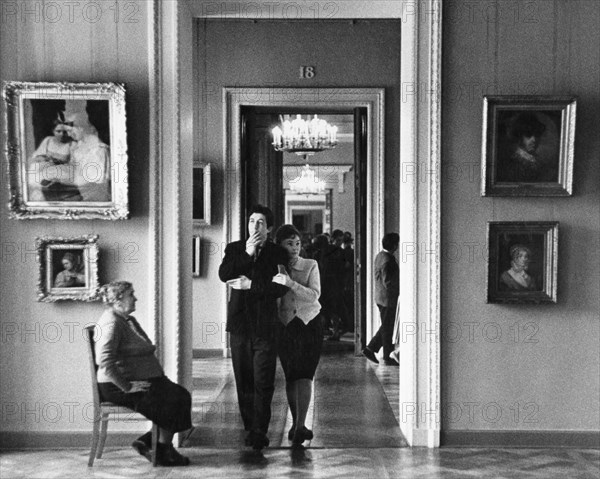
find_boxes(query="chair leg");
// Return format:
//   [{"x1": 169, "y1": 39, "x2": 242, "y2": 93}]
[
  {"x1": 96, "y1": 413, "x2": 109, "y2": 459},
  {"x1": 151, "y1": 423, "x2": 159, "y2": 467},
  {"x1": 88, "y1": 417, "x2": 101, "y2": 467}
]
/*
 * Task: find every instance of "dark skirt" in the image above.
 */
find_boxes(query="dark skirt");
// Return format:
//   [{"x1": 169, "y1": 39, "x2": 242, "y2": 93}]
[
  {"x1": 98, "y1": 376, "x2": 192, "y2": 433},
  {"x1": 277, "y1": 315, "x2": 323, "y2": 381}
]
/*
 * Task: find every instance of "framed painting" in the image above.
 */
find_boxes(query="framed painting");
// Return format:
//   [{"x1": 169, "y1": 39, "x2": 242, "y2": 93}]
[
  {"x1": 3, "y1": 81, "x2": 129, "y2": 219},
  {"x1": 486, "y1": 222, "x2": 558, "y2": 304},
  {"x1": 193, "y1": 162, "x2": 211, "y2": 226},
  {"x1": 192, "y1": 235, "x2": 201, "y2": 277},
  {"x1": 481, "y1": 96, "x2": 576, "y2": 196},
  {"x1": 36, "y1": 235, "x2": 100, "y2": 302}
]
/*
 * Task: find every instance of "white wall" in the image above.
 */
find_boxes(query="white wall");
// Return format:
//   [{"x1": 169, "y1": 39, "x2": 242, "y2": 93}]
[
  {"x1": 0, "y1": 0, "x2": 151, "y2": 439},
  {"x1": 441, "y1": 0, "x2": 600, "y2": 436}
]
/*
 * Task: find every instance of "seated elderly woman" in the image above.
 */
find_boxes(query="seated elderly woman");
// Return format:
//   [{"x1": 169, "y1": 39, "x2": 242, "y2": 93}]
[{"x1": 95, "y1": 281, "x2": 191, "y2": 466}]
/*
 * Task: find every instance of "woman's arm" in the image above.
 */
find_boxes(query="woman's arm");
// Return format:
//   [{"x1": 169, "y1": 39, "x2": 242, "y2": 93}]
[
  {"x1": 95, "y1": 317, "x2": 132, "y2": 392},
  {"x1": 289, "y1": 262, "x2": 321, "y2": 303}
]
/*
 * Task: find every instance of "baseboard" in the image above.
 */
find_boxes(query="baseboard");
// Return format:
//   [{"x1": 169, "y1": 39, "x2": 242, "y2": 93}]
[
  {"x1": 192, "y1": 348, "x2": 225, "y2": 358},
  {"x1": 441, "y1": 430, "x2": 600, "y2": 449},
  {"x1": 0, "y1": 431, "x2": 146, "y2": 450}
]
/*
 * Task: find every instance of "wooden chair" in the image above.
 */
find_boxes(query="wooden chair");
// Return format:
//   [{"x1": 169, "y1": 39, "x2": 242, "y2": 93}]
[{"x1": 85, "y1": 325, "x2": 158, "y2": 467}]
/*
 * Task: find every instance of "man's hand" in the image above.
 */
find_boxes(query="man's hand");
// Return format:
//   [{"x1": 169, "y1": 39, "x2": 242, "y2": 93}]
[
  {"x1": 227, "y1": 275, "x2": 252, "y2": 290},
  {"x1": 245, "y1": 231, "x2": 262, "y2": 257}
]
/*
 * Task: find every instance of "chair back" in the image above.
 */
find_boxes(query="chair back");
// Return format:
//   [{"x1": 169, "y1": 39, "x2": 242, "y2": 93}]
[{"x1": 85, "y1": 325, "x2": 101, "y2": 407}]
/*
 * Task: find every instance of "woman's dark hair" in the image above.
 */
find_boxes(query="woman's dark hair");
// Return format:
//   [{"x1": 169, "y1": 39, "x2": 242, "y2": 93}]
[
  {"x1": 509, "y1": 112, "x2": 546, "y2": 140},
  {"x1": 331, "y1": 229, "x2": 344, "y2": 241},
  {"x1": 382, "y1": 233, "x2": 400, "y2": 251},
  {"x1": 275, "y1": 224, "x2": 301, "y2": 244},
  {"x1": 248, "y1": 204, "x2": 275, "y2": 228},
  {"x1": 62, "y1": 252, "x2": 78, "y2": 264}
]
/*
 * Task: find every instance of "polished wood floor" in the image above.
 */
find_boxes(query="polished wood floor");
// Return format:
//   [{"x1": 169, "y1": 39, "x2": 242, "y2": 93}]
[{"x1": 1, "y1": 343, "x2": 598, "y2": 478}]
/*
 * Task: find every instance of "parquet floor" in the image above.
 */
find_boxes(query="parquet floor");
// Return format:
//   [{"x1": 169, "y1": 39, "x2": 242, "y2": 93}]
[{"x1": 1, "y1": 344, "x2": 598, "y2": 479}]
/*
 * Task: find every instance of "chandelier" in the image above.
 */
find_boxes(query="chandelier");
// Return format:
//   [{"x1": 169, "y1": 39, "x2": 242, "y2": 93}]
[
  {"x1": 289, "y1": 164, "x2": 326, "y2": 194},
  {"x1": 272, "y1": 114, "x2": 338, "y2": 157}
]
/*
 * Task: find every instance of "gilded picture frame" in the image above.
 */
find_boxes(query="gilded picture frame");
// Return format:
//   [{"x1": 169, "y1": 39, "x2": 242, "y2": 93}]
[
  {"x1": 36, "y1": 235, "x2": 100, "y2": 302},
  {"x1": 486, "y1": 222, "x2": 558, "y2": 304},
  {"x1": 193, "y1": 162, "x2": 211, "y2": 226},
  {"x1": 481, "y1": 96, "x2": 576, "y2": 197},
  {"x1": 3, "y1": 81, "x2": 129, "y2": 219}
]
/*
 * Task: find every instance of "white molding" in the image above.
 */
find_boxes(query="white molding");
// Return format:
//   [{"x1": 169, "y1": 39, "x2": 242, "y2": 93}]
[
  {"x1": 153, "y1": 0, "x2": 443, "y2": 448},
  {"x1": 224, "y1": 88, "x2": 384, "y2": 354},
  {"x1": 149, "y1": 0, "x2": 189, "y2": 384},
  {"x1": 398, "y1": 0, "x2": 442, "y2": 447}
]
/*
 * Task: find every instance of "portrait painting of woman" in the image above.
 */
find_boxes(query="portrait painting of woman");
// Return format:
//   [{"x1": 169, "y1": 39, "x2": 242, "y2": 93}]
[{"x1": 486, "y1": 222, "x2": 558, "y2": 304}]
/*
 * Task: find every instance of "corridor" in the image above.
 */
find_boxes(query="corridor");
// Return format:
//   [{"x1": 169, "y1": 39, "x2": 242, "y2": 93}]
[
  {"x1": 0, "y1": 351, "x2": 596, "y2": 478},
  {"x1": 183, "y1": 350, "x2": 407, "y2": 449}
]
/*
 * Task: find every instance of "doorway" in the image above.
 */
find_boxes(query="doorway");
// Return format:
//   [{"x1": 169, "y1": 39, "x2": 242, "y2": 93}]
[
  {"x1": 241, "y1": 109, "x2": 361, "y2": 348},
  {"x1": 226, "y1": 90, "x2": 385, "y2": 356}
]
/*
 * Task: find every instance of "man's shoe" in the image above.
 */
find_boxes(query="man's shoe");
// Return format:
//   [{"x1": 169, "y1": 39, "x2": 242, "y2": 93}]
[
  {"x1": 389, "y1": 350, "x2": 400, "y2": 364},
  {"x1": 383, "y1": 358, "x2": 399, "y2": 366},
  {"x1": 245, "y1": 431, "x2": 270, "y2": 450},
  {"x1": 362, "y1": 347, "x2": 379, "y2": 364}
]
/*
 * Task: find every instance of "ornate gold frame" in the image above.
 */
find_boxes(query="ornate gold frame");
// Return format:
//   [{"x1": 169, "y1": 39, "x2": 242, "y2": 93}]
[
  {"x1": 36, "y1": 235, "x2": 100, "y2": 302},
  {"x1": 3, "y1": 81, "x2": 129, "y2": 219}
]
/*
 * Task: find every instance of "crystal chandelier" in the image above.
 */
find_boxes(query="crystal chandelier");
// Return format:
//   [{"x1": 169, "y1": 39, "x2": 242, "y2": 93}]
[
  {"x1": 289, "y1": 164, "x2": 326, "y2": 194},
  {"x1": 272, "y1": 114, "x2": 338, "y2": 156}
]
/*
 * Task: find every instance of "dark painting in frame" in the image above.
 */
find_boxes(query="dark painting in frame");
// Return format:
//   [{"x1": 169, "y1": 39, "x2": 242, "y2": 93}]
[
  {"x1": 36, "y1": 235, "x2": 100, "y2": 302},
  {"x1": 486, "y1": 221, "x2": 558, "y2": 304},
  {"x1": 481, "y1": 96, "x2": 576, "y2": 196},
  {"x1": 193, "y1": 162, "x2": 211, "y2": 226}
]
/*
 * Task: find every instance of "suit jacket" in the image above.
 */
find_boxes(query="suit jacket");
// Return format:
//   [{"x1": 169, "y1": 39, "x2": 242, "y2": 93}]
[
  {"x1": 218, "y1": 239, "x2": 289, "y2": 338},
  {"x1": 374, "y1": 250, "x2": 399, "y2": 307}
]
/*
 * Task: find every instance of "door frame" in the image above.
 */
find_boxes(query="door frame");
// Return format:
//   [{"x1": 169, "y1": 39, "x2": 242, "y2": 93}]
[
  {"x1": 225, "y1": 89, "x2": 385, "y2": 356},
  {"x1": 149, "y1": 0, "x2": 443, "y2": 447}
]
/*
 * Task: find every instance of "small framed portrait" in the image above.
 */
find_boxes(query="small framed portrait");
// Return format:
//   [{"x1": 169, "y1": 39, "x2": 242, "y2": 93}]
[
  {"x1": 36, "y1": 235, "x2": 100, "y2": 302},
  {"x1": 193, "y1": 162, "x2": 211, "y2": 226},
  {"x1": 3, "y1": 81, "x2": 129, "y2": 219},
  {"x1": 192, "y1": 235, "x2": 201, "y2": 277},
  {"x1": 486, "y1": 222, "x2": 558, "y2": 304},
  {"x1": 481, "y1": 96, "x2": 576, "y2": 196}
]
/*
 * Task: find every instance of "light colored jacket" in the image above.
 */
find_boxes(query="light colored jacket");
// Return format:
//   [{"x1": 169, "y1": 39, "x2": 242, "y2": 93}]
[
  {"x1": 95, "y1": 309, "x2": 163, "y2": 392},
  {"x1": 278, "y1": 257, "x2": 321, "y2": 325}
]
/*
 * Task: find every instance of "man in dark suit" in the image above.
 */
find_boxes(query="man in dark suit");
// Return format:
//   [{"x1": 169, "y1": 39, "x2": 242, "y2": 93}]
[
  {"x1": 218, "y1": 205, "x2": 289, "y2": 450},
  {"x1": 362, "y1": 233, "x2": 400, "y2": 366}
]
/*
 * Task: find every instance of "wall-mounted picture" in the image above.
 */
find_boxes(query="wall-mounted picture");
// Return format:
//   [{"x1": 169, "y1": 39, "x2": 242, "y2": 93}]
[
  {"x1": 192, "y1": 235, "x2": 201, "y2": 277},
  {"x1": 486, "y1": 222, "x2": 558, "y2": 304},
  {"x1": 481, "y1": 96, "x2": 576, "y2": 196},
  {"x1": 3, "y1": 81, "x2": 129, "y2": 219},
  {"x1": 193, "y1": 162, "x2": 211, "y2": 226},
  {"x1": 36, "y1": 235, "x2": 99, "y2": 302}
]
